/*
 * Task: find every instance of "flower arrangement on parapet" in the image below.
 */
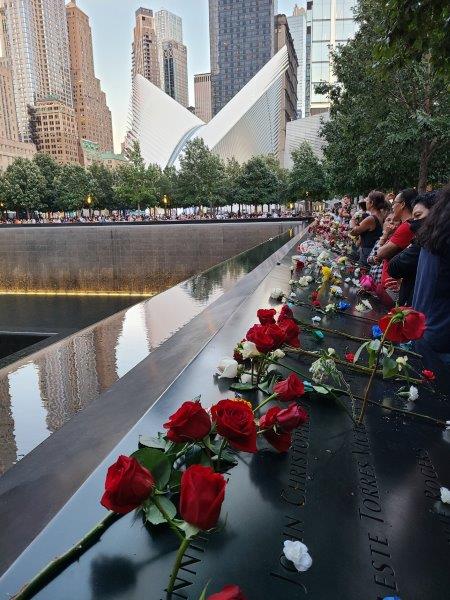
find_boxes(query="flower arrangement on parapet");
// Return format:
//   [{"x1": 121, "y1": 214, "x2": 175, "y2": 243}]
[{"x1": 13, "y1": 371, "x2": 311, "y2": 599}]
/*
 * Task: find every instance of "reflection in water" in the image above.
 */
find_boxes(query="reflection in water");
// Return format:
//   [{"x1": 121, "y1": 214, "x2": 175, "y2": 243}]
[{"x1": 0, "y1": 229, "x2": 300, "y2": 475}]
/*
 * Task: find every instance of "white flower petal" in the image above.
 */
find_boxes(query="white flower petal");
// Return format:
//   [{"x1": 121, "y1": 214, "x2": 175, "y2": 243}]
[
  {"x1": 440, "y1": 487, "x2": 450, "y2": 504},
  {"x1": 241, "y1": 341, "x2": 261, "y2": 360},
  {"x1": 270, "y1": 288, "x2": 285, "y2": 300},
  {"x1": 408, "y1": 385, "x2": 419, "y2": 401},
  {"x1": 217, "y1": 358, "x2": 238, "y2": 379},
  {"x1": 283, "y1": 540, "x2": 313, "y2": 572}
]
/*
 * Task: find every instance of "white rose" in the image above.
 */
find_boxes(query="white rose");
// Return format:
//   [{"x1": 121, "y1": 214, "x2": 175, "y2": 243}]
[
  {"x1": 312, "y1": 316, "x2": 321, "y2": 324},
  {"x1": 396, "y1": 356, "x2": 408, "y2": 370},
  {"x1": 271, "y1": 349, "x2": 285, "y2": 360},
  {"x1": 408, "y1": 385, "x2": 419, "y2": 401},
  {"x1": 216, "y1": 357, "x2": 238, "y2": 379},
  {"x1": 325, "y1": 303, "x2": 335, "y2": 313},
  {"x1": 330, "y1": 285, "x2": 343, "y2": 296},
  {"x1": 241, "y1": 341, "x2": 261, "y2": 360},
  {"x1": 240, "y1": 372, "x2": 253, "y2": 384},
  {"x1": 327, "y1": 348, "x2": 335, "y2": 356},
  {"x1": 440, "y1": 487, "x2": 450, "y2": 504},
  {"x1": 283, "y1": 540, "x2": 313, "y2": 572},
  {"x1": 345, "y1": 277, "x2": 351, "y2": 283},
  {"x1": 362, "y1": 299, "x2": 372, "y2": 310},
  {"x1": 354, "y1": 268, "x2": 361, "y2": 277},
  {"x1": 352, "y1": 278, "x2": 361, "y2": 286},
  {"x1": 355, "y1": 303, "x2": 366, "y2": 312},
  {"x1": 290, "y1": 292, "x2": 297, "y2": 299},
  {"x1": 270, "y1": 288, "x2": 285, "y2": 300},
  {"x1": 289, "y1": 279, "x2": 296, "y2": 285}
]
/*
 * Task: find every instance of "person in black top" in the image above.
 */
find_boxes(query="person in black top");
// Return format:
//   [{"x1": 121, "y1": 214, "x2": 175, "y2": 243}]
[
  {"x1": 350, "y1": 190, "x2": 386, "y2": 265},
  {"x1": 386, "y1": 192, "x2": 437, "y2": 305}
]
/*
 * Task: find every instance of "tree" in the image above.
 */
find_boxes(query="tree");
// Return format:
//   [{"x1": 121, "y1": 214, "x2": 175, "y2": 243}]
[
  {"x1": 33, "y1": 153, "x2": 60, "y2": 213},
  {"x1": 223, "y1": 157, "x2": 243, "y2": 208},
  {"x1": 236, "y1": 156, "x2": 280, "y2": 211},
  {"x1": 318, "y1": 0, "x2": 450, "y2": 193},
  {"x1": 88, "y1": 163, "x2": 116, "y2": 210},
  {"x1": 288, "y1": 142, "x2": 329, "y2": 207},
  {"x1": 376, "y1": 0, "x2": 450, "y2": 79},
  {"x1": 115, "y1": 142, "x2": 161, "y2": 210},
  {"x1": 0, "y1": 158, "x2": 46, "y2": 215},
  {"x1": 54, "y1": 164, "x2": 91, "y2": 212},
  {"x1": 177, "y1": 138, "x2": 225, "y2": 213}
]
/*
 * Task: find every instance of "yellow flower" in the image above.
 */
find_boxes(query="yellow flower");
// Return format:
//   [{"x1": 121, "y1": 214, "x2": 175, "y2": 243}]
[{"x1": 321, "y1": 266, "x2": 332, "y2": 280}]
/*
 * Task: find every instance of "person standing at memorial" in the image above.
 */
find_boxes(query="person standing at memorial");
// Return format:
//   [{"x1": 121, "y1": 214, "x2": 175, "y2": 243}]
[
  {"x1": 375, "y1": 188, "x2": 418, "y2": 261},
  {"x1": 412, "y1": 186, "x2": 450, "y2": 365},
  {"x1": 349, "y1": 190, "x2": 386, "y2": 265}
]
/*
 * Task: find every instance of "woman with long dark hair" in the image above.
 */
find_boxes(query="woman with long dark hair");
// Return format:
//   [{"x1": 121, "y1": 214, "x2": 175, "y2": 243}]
[
  {"x1": 349, "y1": 190, "x2": 386, "y2": 265},
  {"x1": 413, "y1": 185, "x2": 450, "y2": 364}
]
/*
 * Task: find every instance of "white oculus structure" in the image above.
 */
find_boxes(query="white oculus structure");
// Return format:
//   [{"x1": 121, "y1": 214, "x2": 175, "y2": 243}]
[{"x1": 128, "y1": 46, "x2": 290, "y2": 168}]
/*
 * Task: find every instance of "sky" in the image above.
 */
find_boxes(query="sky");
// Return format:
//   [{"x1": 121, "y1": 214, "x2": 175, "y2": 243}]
[{"x1": 76, "y1": 0, "x2": 302, "y2": 152}]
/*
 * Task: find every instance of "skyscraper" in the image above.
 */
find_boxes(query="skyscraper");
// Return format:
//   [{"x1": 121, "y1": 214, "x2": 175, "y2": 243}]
[
  {"x1": 155, "y1": 9, "x2": 182, "y2": 86},
  {"x1": 0, "y1": 4, "x2": 18, "y2": 141},
  {"x1": 194, "y1": 73, "x2": 212, "y2": 123},
  {"x1": 29, "y1": 99, "x2": 79, "y2": 164},
  {"x1": 288, "y1": 5, "x2": 307, "y2": 118},
  {"x1": 274, "y1": 14, "x2": 298, "y2": 160},
  {"x1": 307, "y1": 0, "x2": 358, "y2": 115},
  {"x1": 3, "y1": 0, "x2": 73, "y2": 142},
  {"x1": 66, "y1": 0, "x2": 113, "y2": 154},
  {"x1": 132, "y1": 8, "x2": 161, "y2": 88},
  {"x1": 209, "y1": 0, "x2": 276, "y2": 116},
  {"x1": 163, "y1": 40, "x2": 188, "y2": 107}
]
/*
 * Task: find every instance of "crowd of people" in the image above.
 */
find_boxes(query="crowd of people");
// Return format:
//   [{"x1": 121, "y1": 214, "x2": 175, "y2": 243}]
[
  {"x1": 0, "y1": 208, "x2": 305, "y2": 225},
  {"x1": 329, "y1": 186, "x2": 450, "y2": 368}
]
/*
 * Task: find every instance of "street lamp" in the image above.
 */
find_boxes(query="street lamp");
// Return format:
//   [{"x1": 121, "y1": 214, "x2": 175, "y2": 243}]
[{"x1": 86, "y1": 194, "x2": 93, "y2": 219}]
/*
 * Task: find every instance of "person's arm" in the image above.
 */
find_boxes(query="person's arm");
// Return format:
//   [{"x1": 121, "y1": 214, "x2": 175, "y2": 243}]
[
  {"x1": 375, "y1": 240, "x2": 402, "y2": 261},
  {"x1": 350, "y1": 215, "x2": 374, "y2": 236},
  {"x1": 387, "y1": 244, "x2": 421, "y2": 279}
]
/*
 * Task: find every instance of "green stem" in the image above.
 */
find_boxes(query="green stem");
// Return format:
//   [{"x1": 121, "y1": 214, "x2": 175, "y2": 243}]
[
  {"x1": 217, "y1": 438, "x2": 227, "y2": 471},
  {"x1": 12, "y1": 512, "x2": 120, "y2": 600},
  {"x1": 166, "y1": 537, "x2": 190, "y2": 598},
  {"x1": 253, "y1": 393, "x2": 277, "y2": 414},
  {"x1": 357, "y1": 321, "x2": 393, "y2": 425},
  {"x1": 152, "y1": 497, "x2": 184, "y2": 543}
]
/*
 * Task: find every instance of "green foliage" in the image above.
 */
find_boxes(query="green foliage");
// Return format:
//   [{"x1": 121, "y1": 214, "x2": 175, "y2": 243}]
[
  {"x1": 236, "y1": 155, "x2": 280, "y2": 208},
  {"x1": 0, "y1": 158, "x2": 46, "y2": 213},
  {"x1": 54, "y1": 164, "x2": 91, "y2": 212},
  {"x1": 319, "y1": 0, "x2": 450, "y2": 194},
  {"x1": 177, "y1": 138, "x2": 226, "y2": 211},
  {"x1": 115, "y1": 142, "x2": 162, "y2": 210},
  {"x1": 288, "y1": 142, "x2": 329, "y2": 202},
  {"x1": 88, "y1": 163, "x2": 116, "y2": 210},
  {"x1": 32, "y1": 154, "x2": 60, "y2": 213}
]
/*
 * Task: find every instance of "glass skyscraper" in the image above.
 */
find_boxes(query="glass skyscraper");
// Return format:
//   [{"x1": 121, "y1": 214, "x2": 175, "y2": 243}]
[
  {"x1": 209, "y1": 0, "x2": 275, "y2": 116},
  {"x1": 287, "y1": 4, "x2": 307, "y2": 118},
  {"x1": 307, "y1": 0, "x2": 358, "y2": 115}
]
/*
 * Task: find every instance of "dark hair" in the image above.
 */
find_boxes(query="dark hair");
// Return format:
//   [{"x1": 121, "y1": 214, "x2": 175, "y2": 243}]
[
  {"x1": 413, "y1": 191, "x2": 437, "y2": 210},
  {"x1": 358, "y1": 200, "x2": 367, "y2": 211},
  {"x1": 417, "y1": 186, "x2": 450, "y2": 255},
  {"x1": 398, "y1": 188, "x2": 418, "y2": 211},
  {"x1": 367, "y1": 190, "x2": 386, "y2": 210}
]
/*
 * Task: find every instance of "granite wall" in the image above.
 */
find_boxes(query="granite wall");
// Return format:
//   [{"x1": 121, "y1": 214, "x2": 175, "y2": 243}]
[{"x1": 0, "y1": 222, "x2": 297, "y2": 293}]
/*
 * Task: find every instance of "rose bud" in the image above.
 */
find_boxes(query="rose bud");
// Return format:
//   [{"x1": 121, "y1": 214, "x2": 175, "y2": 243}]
[
  {"x1": 345, "y1": 352, "x2": 355, "y2": 363},
  {"x1": 273, "y1": 373, "x2": 305, "y2": 402},
  {"x1": 208, "y1": 585, "x2": 247, "y2": 600},
  {"x1": 260, "y1": 407, "x2": 292, "y2": 453},
  {"x1": 163, "y1": 401, "x2": 211, "y2": 443},
  {"x1": 422, "y1": 369, "x2": 435, "y2": 381},
  {"x1": 257, "y1": 308, "x2": 277, "y2": 325},
  {"x1": 180, "y1": 465, "x2": 226, "y2": 531},
  {"x1": 276, "y1": 403, "x2": 308, "y2": 431},
  {"x1": 278, "y1": 318, "x2": 300, "y2": 348},
  {"x1": 379, "y1": 307, "x2": 426, "y2": 343},
  {"x1": 211, "y1": 399, "x2": 257, "y2": 453},
  {"x1": 101, "y1": 455, "x2": 155, "y2": 514},
  {"x1": 278, "y1": 304, "x2": 294, "y2": 323}
]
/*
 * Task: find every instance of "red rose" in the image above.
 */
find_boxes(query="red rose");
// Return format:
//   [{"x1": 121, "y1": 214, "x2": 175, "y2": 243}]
[
  {"x1": 279, "y1": 318, "x2": 300, "y2": 348},
  {"x1": 257, "y1": 308, "x2": 277, "y2": 325},
  {"x1": 276, "y1": 402, "x2": 308, "y2": 431},
  {"x1": 311, "y1": 290, "x2": 319, "y2": 301},
  {"x1": 259, "y1": 407, "x2": 292, "y2": 453},
  {"x1": 278, "y1": 304, "x2": 294, "y2": 323},
  {"x1": 246, "y1": 323, "x2": 285, "y2": 353},
  {"x1": 345, "y1": 352, "x2": 355, "y2": 363},
  {"x1": 101, "y1": 455, "x2": 154, "y2": 514},
  {"x1": 180, "y1": 465, "x2": 226, "y2": 531},
  {"x1": 379, "y1": 307, "x2": 426, "y2": 343},
  {"x1": 296, "y1": 260, "x2": 305, "y2": 271},
  {"x1": 211, "y1": 399, "x2": 257, "y2": 452},
  {"x1": 422, "y1": 369, "x2": 435, "y2": 381},
  {"x1": 233, "y1": 348, "x2": 244, "y2": 363},
  {"x1": 163, "y1": 401, "x2": 211, "y2": 443},
  {"x1": 312, "y1": 300, "x2": 321, "y2": 308},
  {"x1": 273, "y1": 373, "x2": 305, "y2": 402},
  {"x1": 208, "y1": 585, "x2": 247, "y2": 600}
]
